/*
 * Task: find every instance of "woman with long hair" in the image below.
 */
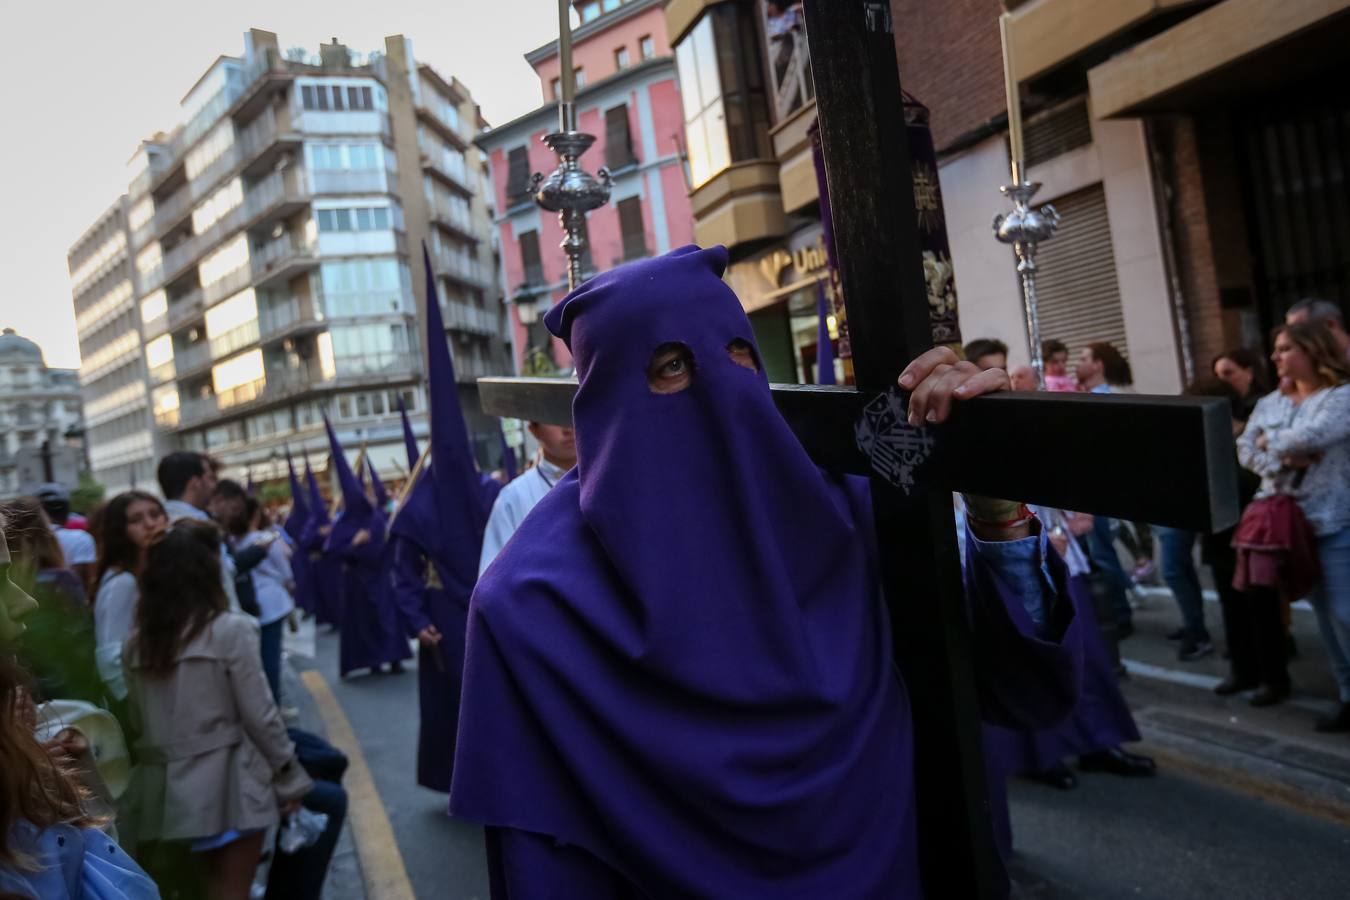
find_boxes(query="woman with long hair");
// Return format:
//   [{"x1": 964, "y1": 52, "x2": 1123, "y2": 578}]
[
  {"x1": 125, "y1": 522, "x2": 311, "y2": 900},
  {"x1": 1213, "y1": 346, "x2": 1273, "y2": 421},
  {"x1": 0, "y1": 512, "x2": 157, "y2": 898},
  {"x1": 0, "y1": 498, "x2": 101, "y2": 706},
  {"x1": 1238, "y1": 322, "x2": 1350, "y2": 721},
  {"x1": 93, "y1": 492, "x2": 168, "y2": 709}
]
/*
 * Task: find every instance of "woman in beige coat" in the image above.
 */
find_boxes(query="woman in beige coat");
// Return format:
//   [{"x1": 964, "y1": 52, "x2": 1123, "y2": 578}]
[{"x1": 124, "y1": 521, "x2": 312, "y2": 900}]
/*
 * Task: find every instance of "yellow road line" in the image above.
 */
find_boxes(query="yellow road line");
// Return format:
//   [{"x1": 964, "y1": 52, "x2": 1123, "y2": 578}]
[
  {"x1": 1138, "y1": 740, "x2": 1350, "y2": 829},
  {"x1": 301, "y1": 669, "x2": 416, "y2": 900}
]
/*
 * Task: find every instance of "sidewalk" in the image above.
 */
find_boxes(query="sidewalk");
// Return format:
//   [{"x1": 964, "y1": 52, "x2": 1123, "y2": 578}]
[{"x1": 1117, "y1": 586, "x2": 1350, "y2": 823}]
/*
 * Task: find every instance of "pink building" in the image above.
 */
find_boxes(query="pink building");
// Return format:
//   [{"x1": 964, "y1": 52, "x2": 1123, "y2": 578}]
[{"x1": 477, "y1": 0, "x2": 694, "y2": 372}]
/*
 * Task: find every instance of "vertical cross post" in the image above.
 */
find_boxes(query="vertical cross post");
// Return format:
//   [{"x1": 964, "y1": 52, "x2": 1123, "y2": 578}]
[{"x1": 803, "y1": 2, "x2": 1003, "y2": 895}]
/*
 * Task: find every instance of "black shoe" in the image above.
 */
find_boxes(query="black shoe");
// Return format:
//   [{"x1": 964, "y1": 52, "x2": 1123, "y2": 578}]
[
  {"x1": 1214, "y1": 677, "x2": 1258, "y2": 696},
  {"x1": 1287, "y1": 634, "x2": 1299, "y2": 659},
  {"x1": 1029, "y1": 762, "x2": 1078, "y2": 790},
  {"x1": 1314, "y1": 702, "x2": 1350, "y2": 733},
  {"x1": 389, "y1": 660, "x2": 406, "y2": 675},
  {"x1": 1179, "y1": 639, "x2": 1214, "y2": 661},
  {"x1": 1249, "y1": 684, "x2": 1291, "y2": 707},
  {"x1": 1079, "y1": 748, "x2": 1156, "y2": 776},
  {"x1": 1116, "y1": 621, "x2": 1135, "y2": 640},
  {"x1": 1166, "y1": 627, "x2": 1187, "y2": 641}
]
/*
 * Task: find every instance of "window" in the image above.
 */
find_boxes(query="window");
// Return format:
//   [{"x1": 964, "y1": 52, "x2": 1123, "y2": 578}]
[
  {"x1": 316, "y1": 205, "x2": 394, "y2": 232},
  {"x1": 330, "y1": 84, "x2": 345, "y2": 110},
  {"x1": 615, "y1": 46, "x2": 630, "y2": 70},
  {"x1": 519, "y1": 230, "x2": 544, "y2": 286},
  {"x1": 603, "y1": 0, "x2": 621, "y2": 11},
  {"x1": 316, "y1": 84, "x2": 330, "y2": 110},
  {"x1": 674, "y1": 9, "x2": 772, "y2": 188},
  {"x1": 580, "y1": 2, "x2": 601, "y2": 22},
  {"x1": 506, "y1": 146, "x2": 532, "y2": 205},
  {"x1": 617, "y1": 196, "x2": 646, "y2": 261},
  {"x1": 301, "y1": 85, "x2": 315, "y2": 109},
  {"x1": 575, "y1": 68, "x2": 587, "y2": 89},
  {"x1": 550, "y1": 77, "x2": 561, "y2": 101},
  {"x1": 604, "y1": 104, "x2": 637, "y2": 170},
  {"x1": 639, "y1": 35, "x2": 655, "y2": 60}
]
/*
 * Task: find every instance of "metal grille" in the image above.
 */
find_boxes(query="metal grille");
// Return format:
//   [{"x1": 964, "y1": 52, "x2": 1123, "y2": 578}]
[
  {"x1": 1024, "y1": 98, "x2": 1093, "y2": 169},
  {"x1": 1033, "y1": 184, "x2": 1130, "y2": 362},
  {"x1": 1237, "y1": 91, "x2": 1350, "y2": 337}
]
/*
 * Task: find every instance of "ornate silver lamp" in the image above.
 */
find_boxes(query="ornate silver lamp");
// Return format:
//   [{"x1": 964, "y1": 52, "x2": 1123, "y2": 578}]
[
  {"x1": 530, "y1": 0, "x2": 612, "y2": 292},
  {"x1": 993, "y1": 176, "x2": 1059, "y2": 377}
]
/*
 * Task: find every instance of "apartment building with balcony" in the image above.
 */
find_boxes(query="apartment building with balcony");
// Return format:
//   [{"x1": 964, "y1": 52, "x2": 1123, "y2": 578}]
[
  {"x1": 478, "y1": 0, "x2": 695, "y2": 373},
  {"x1": 70, "y1": 29, "x2": 508, "y2": 487}
]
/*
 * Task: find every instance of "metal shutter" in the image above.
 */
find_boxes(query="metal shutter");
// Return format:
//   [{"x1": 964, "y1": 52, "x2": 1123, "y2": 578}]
[{"x1": 1034, "y1": 184, "x2": 1129, "y2": 361}]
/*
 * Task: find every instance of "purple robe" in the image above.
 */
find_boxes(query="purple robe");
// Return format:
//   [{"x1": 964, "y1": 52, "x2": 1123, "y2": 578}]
[
  {"x1": 984, "y1": 572, "x2": 1141, "y2": 857},
  {"x1": 450, "y1": 246, "x2": 1083, "y2": 898},
  {"x1": 332, "y1": 512, "x2": 412, "y2": 676}
]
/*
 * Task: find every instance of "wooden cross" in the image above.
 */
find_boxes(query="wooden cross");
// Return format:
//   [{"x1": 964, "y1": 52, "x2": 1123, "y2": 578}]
[{"x1": 474, "y1": 2, "x2": 1239, "y2": 895}]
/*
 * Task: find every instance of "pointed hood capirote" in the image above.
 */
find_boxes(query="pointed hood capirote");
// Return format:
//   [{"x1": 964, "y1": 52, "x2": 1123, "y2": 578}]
[
  {"x1": 283, "y1": 449, "x2": 309, "y2": 541},
  {"x1": 387, "y1": 245, "x2": 495, "y2": 600},
  {"x1": 367, "y1": 456, "x2": 389, "y2": 512},
  {"x1": 323, "y1": 415, "x2": 373, "y2": 554},
  {"x1": 452, "y1": 245, "x2": 917, "y2": 897},
  {"x1": 397, "y1": 394, "x2": 420, "y2": 471}
]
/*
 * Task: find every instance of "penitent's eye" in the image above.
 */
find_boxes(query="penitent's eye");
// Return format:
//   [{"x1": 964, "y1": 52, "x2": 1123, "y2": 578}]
[
  {"x1": 726, "y1": 338, "x2": 759, "y2": 372},
  {"x1": 647, "y1": 342, "x2": 695, "y2": 394}
]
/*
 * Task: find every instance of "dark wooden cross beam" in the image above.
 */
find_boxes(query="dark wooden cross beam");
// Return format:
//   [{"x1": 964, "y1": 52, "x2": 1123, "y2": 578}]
[{"x1": 475, "y1": 2, "x2": 1238, "y2": 896}]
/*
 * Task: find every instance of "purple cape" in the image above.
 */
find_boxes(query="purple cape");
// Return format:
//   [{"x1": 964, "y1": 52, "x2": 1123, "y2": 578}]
[{"x1": 451, "y1": 246, "x2": 1083, "y2": 897}]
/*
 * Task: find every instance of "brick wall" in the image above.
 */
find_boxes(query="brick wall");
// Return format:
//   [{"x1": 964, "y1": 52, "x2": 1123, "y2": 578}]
[
  {"x1": 890, "y1": 0, "x2": 1008, "y2": 152},
  {"x1": 1152, "y1": 116, "x2": 1229, "y2": 373}
]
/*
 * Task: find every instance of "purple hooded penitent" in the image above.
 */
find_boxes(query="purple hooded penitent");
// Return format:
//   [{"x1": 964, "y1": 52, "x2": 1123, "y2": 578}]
[
  {"x1": 284, "y1": 450, "x2": 314, "y2": 614},
  {"x1": 397, "y1": 394, "x2": 420, "y2": 471},
  {"x1": 323, "y1": 419, "x2": 408, "y2": 675},
  {"x1": 386, "y1": 244, "x2": 497, "y2": 790},
  {"x1": 497, "y1": 427, "x2": 518, "y2": 482},
  {"x1": 299, "y1": 455, "x2": 341, "y2": 627},
  {"x1": 450, "y1": 246, "x2": 1084, "y2": 896}
]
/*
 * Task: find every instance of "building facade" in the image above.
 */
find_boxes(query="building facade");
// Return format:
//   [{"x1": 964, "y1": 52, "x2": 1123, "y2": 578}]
[
  {"x1": 478, "y1": 0, "x2": 695, "y2": 373},
  {"x1": 0, "y1": 330, "x2": 86, "y2": 497},
  {"x1": 663, "y1": 0, "x2": 1350, "y2": 393},
  {"x1": 69, "y1": 29, "x2": 507, "y2": 490}
]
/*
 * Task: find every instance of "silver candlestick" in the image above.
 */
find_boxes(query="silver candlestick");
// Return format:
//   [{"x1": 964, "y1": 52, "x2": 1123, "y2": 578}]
[
  {"x1": 530, "y1": 102, "x2": 612, "y2": 292},
  {"x1": 993, "y1": 178, "x2": 1060, "y2": 378}
]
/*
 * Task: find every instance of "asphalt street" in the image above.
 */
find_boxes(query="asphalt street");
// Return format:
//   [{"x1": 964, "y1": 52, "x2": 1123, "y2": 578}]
[{"x1": 292, "y1": 623, "x2": 1350, "y2": 900}]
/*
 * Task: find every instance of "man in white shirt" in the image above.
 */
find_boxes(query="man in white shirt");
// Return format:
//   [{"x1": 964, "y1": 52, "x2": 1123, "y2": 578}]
[
  {"x1": 37, "y1": 483, "x2": 96, "y2": 597},
  {"x1": 156, "y1": 451, "x2": 241, "y2": 611},
  {"x1": 478, "y1": 422, "x2": 577, "y2": 576}
]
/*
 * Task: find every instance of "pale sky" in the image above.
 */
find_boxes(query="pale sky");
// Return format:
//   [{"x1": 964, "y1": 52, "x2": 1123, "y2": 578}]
[{"x1": 0, "y1": 0, "x2": 563, "y2": 370}]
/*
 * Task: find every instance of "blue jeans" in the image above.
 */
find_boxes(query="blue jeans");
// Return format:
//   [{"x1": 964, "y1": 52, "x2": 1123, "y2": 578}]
[
  {"x1": 1309, "y1": 527, "x2": 1350, "y2": 702},
  {"x1": 1087, "y1": 517, "x2": 1133, "y2": 628},
  {"x1": 265, "y1": 778, "x2": 347, "y2": 900},
  {"x1": 260, "y1": 618, "x2": 284, "y2": 703},
  {"x1": 1157, "y1": 527, "x2": 1210, "y2": 642}
]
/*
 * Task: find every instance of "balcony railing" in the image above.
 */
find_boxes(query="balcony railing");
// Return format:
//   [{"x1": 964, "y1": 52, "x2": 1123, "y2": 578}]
[
  {"x1": 148, "y1": 360, "x2": 176, "y2": 385},
  {"x1": 251, "y1": 235, "x2": 318, "y2": 283},
  {"x1": 160, "y1": 236, "x2": 201, "y2": 283},
  {"x1": 177, "y1": 393, "x2": 220, "y2": 427},
  {"x1": 152, "y1": 187, "x2": 193, "y2": 237},
  {"x1": 166, "y1": 290, "x2": 205, "y2": 330},
  {"x1": 442, "y1": 300, "x2": 499, "y2": 337},
  {"x1": 420, "y1": 153, "x2": 474, "y2": 196},
  {"x1": 175, "y1": 341, "x2": 211, "y2": 375},
  {"x1": 246, "y1": 166, "x2": 309, "y2": 221},
  {"x1": 258, "y1": 297, "x2": 304, "y2": 338},
  {"x1": 432, "y1": 247, "x2": 493, "y2": 290}
]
